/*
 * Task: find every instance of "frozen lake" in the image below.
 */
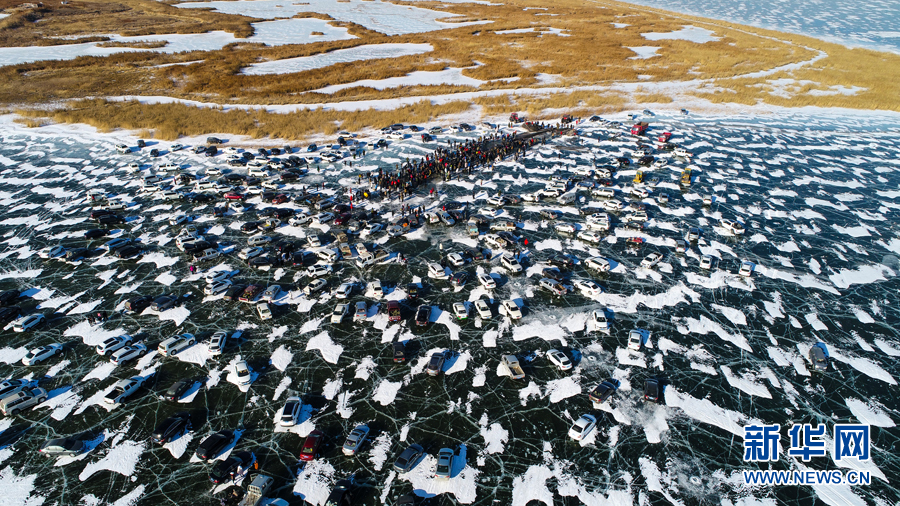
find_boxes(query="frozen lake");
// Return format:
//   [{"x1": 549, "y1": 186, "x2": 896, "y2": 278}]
[
  {"x1": 0, "y1": 108, "x2": 897, "y2": 505},
  {"x1": 618, "y1": 0, "x2": 900, "y2": 54}
]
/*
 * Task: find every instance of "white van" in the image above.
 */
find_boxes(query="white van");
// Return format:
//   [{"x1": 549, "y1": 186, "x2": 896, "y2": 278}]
[
  {"x1": 158, "y1": 334, "x2": 195, "y2": 357},
  {"x1": 428, "y1": 262, "x2": 449, "y2": 279},
  {"x1": 317, "y1": 248, "x2": 340, "y2": 263},
  {"x1": 501, "y1": 254, "x2": 523, "y2": 273},
  {"x1": 247, "y1": 236, "x2": 272, "y2": 247},
  {"x1": 195, "y1": 181, "x2": 215, "y2": 191}
]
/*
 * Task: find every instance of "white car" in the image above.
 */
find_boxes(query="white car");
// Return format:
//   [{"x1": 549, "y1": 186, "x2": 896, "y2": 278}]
[
  {"x1": 591, "y1": 309, "x2": 612, "y2": 332},
  {"x1": 500, "y1": 255, "x2": 523, "y2": 273},
  {"x1": 739, "y1": 261, "x2": 754, "y2": 277},
  {"x1": 22, "y1": 344, "x2": 63, "y2": 366},
  {"x1": 262, "y1": 285, "x2": 281, "y2": 302},
  {"x1": 279, "y1": 396, "x2": 302, "y2": 426},
  {"x1": 208, "y1": 330, "x2": 239, "y2": 356},
  {"x1": 720, "y1": 219, "x2": 745, "y2": 235},
  {"x1": 247, "y1": 235, "x2": 272, "y2": 247},
  {"x1": 700, "y1": 255, "x2": 714, "y2": 270},
  {"x1": 194, "y1": 249, "x2": 221, "y2": 262},
  {"x1": 169, "y1": 215, "x2": 188, "y2": 226},
  {"x1": 641, "y1": 252, "x2": 662, "y2": 268},
  {"x1": 501, "y1": 300, "x2": 523, "y2": 320},
  {"x1": 335, "y1": 282, "x2": 354, "y2": 299},
  {"x1": 307, "y1": 264, "x2": 333, "y2": 278},
  {"x1": 572, "y1": 279, "x2": 603, "y2": 296},
  {"x1": 477, "y1": 273, "x2": 497, "y2": 289},
  {"x1": 289, "y1": 213, "x2": 312, "y2": 227},
  {"x1": 447, "y1": 253, "x2": 466, "y2": 268},
  {"x1": 315, "y1": 212, "x2": 335, "y2": 224},
  {"x1": 170, "y1": 143, "x2": 184, "y2": 151},
  {"x1": 631, "y1": 187, "x2": 649, "y2": 199},
  {"x1": 103, "y1": 376, "x2": 146, "y2": 404},
  {"x1": 547, "y1": 349, "x2": 573, "y2": 371},
  {"x1": 428, "y1": 262, "x2": 449, "y2": 280},
  {"x1": 369, "y1": 280, "x2": 383, "y2": 298},
  {"x1": 628, "y1": 329, "x2": 645, "y2": 351},
  {"x1": 602, "y1": 199, "x2": 623, "y2": 212},
  {"x1": 205, "y1": 280, "x2": 233, "y2": 296},
  {"x1": 97, "y1": 335, "x2": 133, "y2": 356},
  {"x1": 110, "y1": 344, "x2": 147, "y2": 365},
  {"x1": 554, "y1": 222, "x2": 576, "y2": 234},
  {"x1": 257, "y1": 302, "x2": 273, "y2": 321},
  {"x1": 304, "y1": 278, "x2": 328, "y2": 295},
  {"x1": 353, "y1": 301, "x2": 368, "y2": 322},
  {"x1": 331, "y1": 303, "x2": 350, "y2": 324},
  {"x1": 474, "y1": 300, "x2": 492, "y2": 319},
  {"x1": 205, "y1": 270, "x2": 237, "y2": 284},
  {"x1": 13, "y1": 314, "x2": 44, "y2": 333},
  {"x1": 539, "y1": 278, "x2": 566, "y2": 296},
  {"x1": 577, "y1": 231, "x2": 603, "y2": 244},
  {"x1": 452, "y1": 302, "x2": 469, "y2": 320},
  {"x1": 233, "y1": 358, "x2": 252, "y2": 387},
  {"x1": 38, "y1": 245, "x2": 67, "y2": 259},
  {"x1": 568, "y1": 414, "x2": 597, "y2": 441},
  {"x1": 363, "y1": 223, "x2": 384, "y2": 235},
  {"x1": 486, "y1": 195, "x2": 506, "y2": 207},
  {"x1": 585, "y1": 257, "x2": 611, "y2": 272},
  {"x1": 158, "y1": 334, "x2": 196, "y2": 357}
]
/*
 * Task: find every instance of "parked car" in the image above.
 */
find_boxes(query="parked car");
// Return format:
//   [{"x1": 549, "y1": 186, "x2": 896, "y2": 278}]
[
  {"x1": 426, "y1": 351, "x2": 446, "y2": 376},
  {"x1": 501, "y1": 300, "x2": 522, "y2": 319},
  {"x1": 110, "y1": 344, "x2": 147, "y2": 365},
  {"x1": 588, "y1": 378, "x2": 621, "y2": 404},
  {"x1": 644, "y1": 378, "x2": 662, "y2": 403},
  {"x1": 331, "y1": 303, "x2": 350, "y2": 324},
  {"x1": 22, "y1": 344, "x2": 63, "y2": 365},
  {"x1": 341, "y1": 424, "x2": 370, "y2": 456},
  {"x1": 210, "y1": 451, "x2": 255, "y2": 484},
  {"x1": 435, "y1": 448, "x2": 455, "y2": 480},
  {"x1": 809, "y1": 342, "x2": 829, "y2": 372},
  {"x1": 12, "y1": 313, "x2": 44, "y2": 332},
  {"x1": 628, "y1": 329, "x2": 645, "y2": 351},
  {"x1": 0, "y1": 387, "x2": 47, "y2": 416},
  {"x1": 103, "y1": 376, "x2": 146, "y2": 405},
  {"x1": 162, "y1": 379, "x2": 194, "y2": 402},
  {"x1": 279, "y1": 396, "x2": 302, "y2": 426},
  {"x1": 195, "y1": 430, "x2": 236, "y2": 461},
  {"x1": 568, "y1": 414, "x2": 597, "y2": 441},
  {"x1": 474, "y1": 299, "x2": 491, "y2": 319},
  {"x1": 39, "y1": 437, "x2": 85, "y2": 457},
  {"x1": 393, "y1": 443, "x2": 424, "y2": 473},
  {"x1": 299, "y1": 430, "x2": 325, "y2": 461},
  {"x1": 547, "y1": 349, "x2": 573, "y2": 371}
]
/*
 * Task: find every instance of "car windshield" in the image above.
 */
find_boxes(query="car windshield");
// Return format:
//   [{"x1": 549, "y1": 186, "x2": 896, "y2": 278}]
[
  {"x1": 437, "y1": 464, "x2": 450, "y2": 473},
  {"x1": 572, "y1": 424, "x2": 584, "y2": 433}
]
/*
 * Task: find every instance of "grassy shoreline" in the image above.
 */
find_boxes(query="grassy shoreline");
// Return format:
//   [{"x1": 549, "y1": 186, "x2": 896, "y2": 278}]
[{"x1": 6, "y1": 0, "x2": 900, "y2": 138}]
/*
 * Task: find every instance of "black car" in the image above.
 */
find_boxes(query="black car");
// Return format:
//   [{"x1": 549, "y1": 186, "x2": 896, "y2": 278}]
[
  {"x1": 151, "y1": 412, "x2": 191, "y2": 444},
  {"x1": 337, "y1": 136, "x2": 347, "y2": 146},
  {"x1": 307, "y1": 143, "x2": 317, "y2": 152},
  {"x1": 65, "y1": 247, "x2": 90, "y2": 261},
  {"x1": 163, "y1": 379, "x2": 194, "y2": 401},
  {"x1": 420, "y1": 133, "x2": 433, "y2": 142},
  {"x1": 205, "y1": 146, "x2": 217, "y2": 157},
  {"x1": 89, "y1": 209, "x2": 112, "y2": 219},
  {"x1": 227, "y1": 158, "x2": 245, "y2": 167},
  {"x1": 392, "y1": 341, "x2": 406, "y2": 363},
  {"x1": 290, "y1": 251, "x2": 317, "y2": 267},
  {"x1": 274, "y1": 241, "x2": 297, "y2": 253},
  {"x1": 333, "y1": 203, "x2": 351, "y2": 214},
  {"x1": 182, "y1": 240, "x2": 215, "y2": 253},
  {"x1": 124, "y1": 295, "x2": 153, "y2": 314},
  {"x1": 462, "y1": 248, "x2": 484, "y2": 262},
  {"x1": 207, "y1": 137, "x2": 221, "y2": 145},
  {"x1": 257, "y1": 148, "x2": 269, "y2": 156},
  {"x1": 240, "y1": 221, "x2": 261, "y2": 233},
  {"x1": 241, "y1": 152, "x2": 255, "y2": 161},
  {"x1": 325, "y1": 479, "x2": 353, "y2": 506},
  {"x1": 0, "y1": 306, "x2": 22, "y2": 324},
  {"x1": 273, "y1": 208, "x2": 293, "y2": 219},
  {"x1": 98, "y1": 215, "x2": 125, "y2": 225},
  {"x1": 195, "y1": 430, "x2": 236, "y2": 461},
  {"x1": 375, "y1": 139, "x2": 387, "y2": 148},
  {"x1": 397, "y1": 494, "x2": 418, "y2": 506},
  {"x1": 223, "y1": 174, "x2": 246, "y2": 183},
  {"x1": 547, "y1": 253, "x2": 575, "y2": 269},
  {"x1": 541, "y1": 267, "x2": 565, "y2": 281},
  {"x1": 406, "y1": 283, "x2": 419, "y2": 300},
  {"x1": 638, "y1": 155, "x2": 654, "y2": 166},
  {"x1": 84, "y1": 229, "x2": 109, "y2": 239},
  {"x1": 588, "y1": 379, "x2": 620, "y2": 403},
  {"x1": 115, "y1": 245, "x2": 142, "y2": 259},
  {"x1": 149, "y1": 148, "x2": 160, "y2": 157},
  {"x1": 283, "y1": 145, "x2": 292, "y2": 154},
  {"x1": 223, "y1": 284, "x2": 247, "y2": 302},
  {"x1": 189, "y1": 193, "x2": 214, "y2": 202},
  {"x1": 151, "y1": 295, "x2": 176, "y2": 311},
  {"x1": 245, "y1": 177, "x2": 261, "y2": 187},
  {"x1": 616, "y1": 156, "x2": 630, "y2": 166},
  {"x1": 249, "y1": 256, "x2": 276, "y2": 268},
  {"x1": 414, "y1": 305, "x2": 429, "y2": 326},
  {"x1": 280, "y1": 172, "x2": 299, "y2": 182},
  {"x1": 644, "y1": 378, "x2": 661, "y2": 403},
  {"x1": 210, "y1": 451, "x2": 254, "y2": 484},
  {"x1": 451, "y1": 272, "x2": 468, "y2": 287},
  {"x1": 0, "y1": 289, "x2": 20, "y2": 306},
  {"x1": 137, "y1": 139, "x2": 146, "y2": 148}
]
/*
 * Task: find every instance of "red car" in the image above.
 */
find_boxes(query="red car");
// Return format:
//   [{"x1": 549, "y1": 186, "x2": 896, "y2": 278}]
[
  {"x1": 239, "y1": 285, "x2": 263, "y2": 302},
  {"x1": 657, "y1": 132, "x2": 672, "y2": 143},
  {"x1": 223, "y1": 192, "x2": 245, "y2": 200},
  {"x1": 333, "y1": 213, "x2": 352, "y2": 226},
  {"x1": 387, "y1": 301, "x2": 401, "y2": 323},
  {"x1": 272, "y1": 194, "x2": 289, "y2": 204},
  {"x1": 299, "y1": 430, "x2": 325, "y2": 461}
]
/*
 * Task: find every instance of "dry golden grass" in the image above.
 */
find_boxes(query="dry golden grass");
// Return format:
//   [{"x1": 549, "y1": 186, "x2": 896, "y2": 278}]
[
  {"x1": 13, "y1": 117, "x2": 48, "y2": 128},
  {"x1": 18, "y1": 98, "x2": 473, "y2": 140},
  {"x1": 96, "y1": 39, "x2": 168, "y2": 49},
  {"x1": 3, "y1": 0, "x2": 899, "y2": 135},
  {"x1": 635, "y1": 92, "x2": 674, "y2": 103}
]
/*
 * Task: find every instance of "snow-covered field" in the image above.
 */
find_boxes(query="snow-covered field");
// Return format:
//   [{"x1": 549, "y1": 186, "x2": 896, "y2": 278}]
[{"x1": 0, "y1": 105, "x2": 897, "y2": 506}]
